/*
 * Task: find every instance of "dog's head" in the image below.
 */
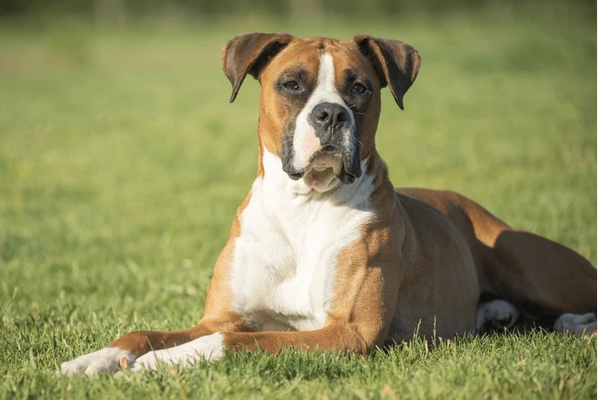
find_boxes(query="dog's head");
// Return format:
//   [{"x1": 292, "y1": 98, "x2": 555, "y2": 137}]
[{"x1": 222, "y1": 33, "x2": 420, "y2": 191}]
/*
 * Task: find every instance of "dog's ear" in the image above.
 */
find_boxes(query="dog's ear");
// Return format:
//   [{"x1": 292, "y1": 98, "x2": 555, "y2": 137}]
[
  {"x1": 352, "y1": 35, "x2": 421, "y2": 110},
  {"x1": 222, "y1": 32, "x2": 294, "y2": 103}
]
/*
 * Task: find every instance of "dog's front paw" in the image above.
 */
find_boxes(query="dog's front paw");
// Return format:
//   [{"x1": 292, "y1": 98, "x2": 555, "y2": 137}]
[
  {"x1": 59, "y1": 347, "x2": 135, "y2": 377},
  {"x1": 130, "y1": 333, "x2": 225, "y2": 372}
]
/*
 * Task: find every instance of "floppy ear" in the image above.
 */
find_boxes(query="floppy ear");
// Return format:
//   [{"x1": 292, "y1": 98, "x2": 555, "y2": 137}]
[
  {"x1": 352, "y1": 35, "x2": 421, "y2": 110},
  {"x1": 222, "y1": 32, "x2": 294, "y2": 103}
]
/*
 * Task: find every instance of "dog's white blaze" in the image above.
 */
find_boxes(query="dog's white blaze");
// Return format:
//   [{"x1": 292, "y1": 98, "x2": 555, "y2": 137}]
[
  {"x1": 230, "y1": 149, "x2": 375, "y2": 332},
  {"x1": 131, "y1": 333, "x2": 224, "y2": 371},
  {"x1": 292, "y1": 53, "x2": 354, "y2": 171}
]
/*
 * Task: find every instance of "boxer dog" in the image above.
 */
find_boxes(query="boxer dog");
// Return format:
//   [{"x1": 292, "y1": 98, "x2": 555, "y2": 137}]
[{"x1": 60, "y1": 33, "x2": 597, "y2": 376}]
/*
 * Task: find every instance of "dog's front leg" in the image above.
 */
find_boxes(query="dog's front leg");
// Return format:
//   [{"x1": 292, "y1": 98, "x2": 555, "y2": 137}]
[
  {"x1": 58, "y1": 322, "x2": 220, "y2": 376},
  {"x1": 59, "y1": 235, "x2": 251, "y2": 376},
  {"x1": 131, "y1": 238, "x2": 403, "y2": 372},
  {"x1": 130, "y1": 324, "x2": 371, "y2": 372}
]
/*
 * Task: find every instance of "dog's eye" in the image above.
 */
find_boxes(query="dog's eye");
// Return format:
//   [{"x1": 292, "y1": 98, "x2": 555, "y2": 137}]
[
  {"x1": 351, "y1": 83, "x2": 367, "y2": 95},
  {"x1": 284, "y1": 81, "x2": 300, "y2": 91}
]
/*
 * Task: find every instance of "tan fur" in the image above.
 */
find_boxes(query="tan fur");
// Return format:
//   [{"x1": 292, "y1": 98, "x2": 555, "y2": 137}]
[
  {"x1": 329, "y1": 41, "x2": 383, "y2": 159},
  {"x1": 257, "y1": 39, "x2": 320, "y2": 156}
]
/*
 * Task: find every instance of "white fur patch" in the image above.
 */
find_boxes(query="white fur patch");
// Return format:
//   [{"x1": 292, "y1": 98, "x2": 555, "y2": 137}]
[
  {"x1": 292, "y1": 52, "x2": 355, "y2": 171},
  {"x1": 59, "y1": 347, "x2": 135, "y2": 377},
  {"x1": 130, "y1": 333, "x2": 224, "y2": 371},
  {"x1": 230, "y1": 149, "x2": 374, "y2": 332},
  {"x1": 553, "y1": 312, "x2": 597, "y2": 334}
]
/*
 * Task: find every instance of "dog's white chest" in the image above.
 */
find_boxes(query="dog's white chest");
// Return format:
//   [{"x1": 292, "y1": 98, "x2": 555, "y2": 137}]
[{"x1": 229, "y1": 151, "x2": 374, "y2": 332}]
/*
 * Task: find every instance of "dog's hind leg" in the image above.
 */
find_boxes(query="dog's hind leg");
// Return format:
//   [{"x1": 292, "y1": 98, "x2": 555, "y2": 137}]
[
  {"x1": 483, "y1": 230, "x2": 596, "y2": 330},
  {"x1": 397, "y1": 188, "x2": 597, "y2": 332}
]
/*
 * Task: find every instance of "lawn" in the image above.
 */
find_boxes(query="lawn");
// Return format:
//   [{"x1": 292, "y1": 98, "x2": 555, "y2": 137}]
[{"x1": 0, "y1": 3, "x2": 596, "y2": 399}]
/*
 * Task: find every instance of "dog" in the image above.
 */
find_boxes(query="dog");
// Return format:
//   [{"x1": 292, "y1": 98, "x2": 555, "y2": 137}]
[{"x1": 60, "y1": 33, "x2": 597, "y2": 376}]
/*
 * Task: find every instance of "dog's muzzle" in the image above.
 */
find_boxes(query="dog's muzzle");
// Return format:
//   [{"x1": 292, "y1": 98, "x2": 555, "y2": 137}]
[{"x1": 283, "y1": 102, "x2": 362, "y2": 184}]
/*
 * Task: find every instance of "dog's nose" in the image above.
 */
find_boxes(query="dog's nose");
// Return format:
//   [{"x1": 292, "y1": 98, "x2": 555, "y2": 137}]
[{"x1": 308, "y1": 102, "x2": 349, "y2": 144}]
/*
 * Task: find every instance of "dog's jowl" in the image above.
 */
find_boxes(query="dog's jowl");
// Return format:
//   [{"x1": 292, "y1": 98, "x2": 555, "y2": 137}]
[{"x1": 60, "y1": 33, "x2": 597, "y2": 376}]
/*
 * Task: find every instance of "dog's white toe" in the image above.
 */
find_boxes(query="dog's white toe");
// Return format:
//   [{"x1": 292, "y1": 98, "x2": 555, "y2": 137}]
[{"x1": 59, "y1": 347, "x2": 135, "y2": 377}]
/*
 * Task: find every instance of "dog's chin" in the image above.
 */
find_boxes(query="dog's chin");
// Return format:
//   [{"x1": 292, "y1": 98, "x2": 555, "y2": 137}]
[{"x1": 288, "y1": 149, "x2": 362, "y2": 191}]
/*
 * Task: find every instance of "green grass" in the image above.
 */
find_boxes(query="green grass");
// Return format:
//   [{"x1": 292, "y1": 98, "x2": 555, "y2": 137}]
[{"x1": 0, "y1": 3, "x2": 596, "y2": 399}]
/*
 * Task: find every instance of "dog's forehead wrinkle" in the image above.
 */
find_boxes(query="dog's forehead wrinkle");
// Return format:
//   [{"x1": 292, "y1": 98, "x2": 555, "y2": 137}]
[
  {"x1": 280, "y1": 66, "x2": 308, "y2": 78},
  {"x1": 299, "y1": 37, "x2": 348, "y2": 54},
  {"x1": 276, "y1": 64, "x2": 311, "y2": 83}
]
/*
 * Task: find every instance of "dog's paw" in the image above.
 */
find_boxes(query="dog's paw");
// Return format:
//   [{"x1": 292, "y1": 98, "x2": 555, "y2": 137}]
[
  {"x1": 553, "y1": 312, "x2": 597, "y2": 335},
  {"x1": 130, "y1": 333, "x2": 224, "y2": 372},
  {"x1": 477, "y1": 299, "x2": 520, "y2": 332},
  {"x1": 59, "y1": 347, "x2": 135, "y2": 377}
]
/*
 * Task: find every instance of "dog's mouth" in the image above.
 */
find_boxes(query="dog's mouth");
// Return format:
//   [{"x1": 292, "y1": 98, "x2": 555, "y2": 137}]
[
  {"x1": 309, "y1": 148, "x2": 343, "y2": 174},
  {"x1": 287, "y1": 146, "x2": 362, "y2": 187}
]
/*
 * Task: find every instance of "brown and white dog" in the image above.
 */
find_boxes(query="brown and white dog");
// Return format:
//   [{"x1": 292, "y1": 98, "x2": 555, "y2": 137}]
[{"x1": 60, "y1": 33, "x2": 597, "y2": 376}]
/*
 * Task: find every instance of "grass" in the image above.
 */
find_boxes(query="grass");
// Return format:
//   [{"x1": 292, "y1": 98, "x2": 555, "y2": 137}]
[{"x1": 0, "y1": 3, "x2": 596, "y2": 399}]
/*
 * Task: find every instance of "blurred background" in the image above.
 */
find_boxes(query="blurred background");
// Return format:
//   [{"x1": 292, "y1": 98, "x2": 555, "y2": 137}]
[
  {"x1": 4, "y1": 0, "x2": 592, "y2": 23},
  {"x1": 0, "y1": 1, "x2": 595, "y2": 315}
]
